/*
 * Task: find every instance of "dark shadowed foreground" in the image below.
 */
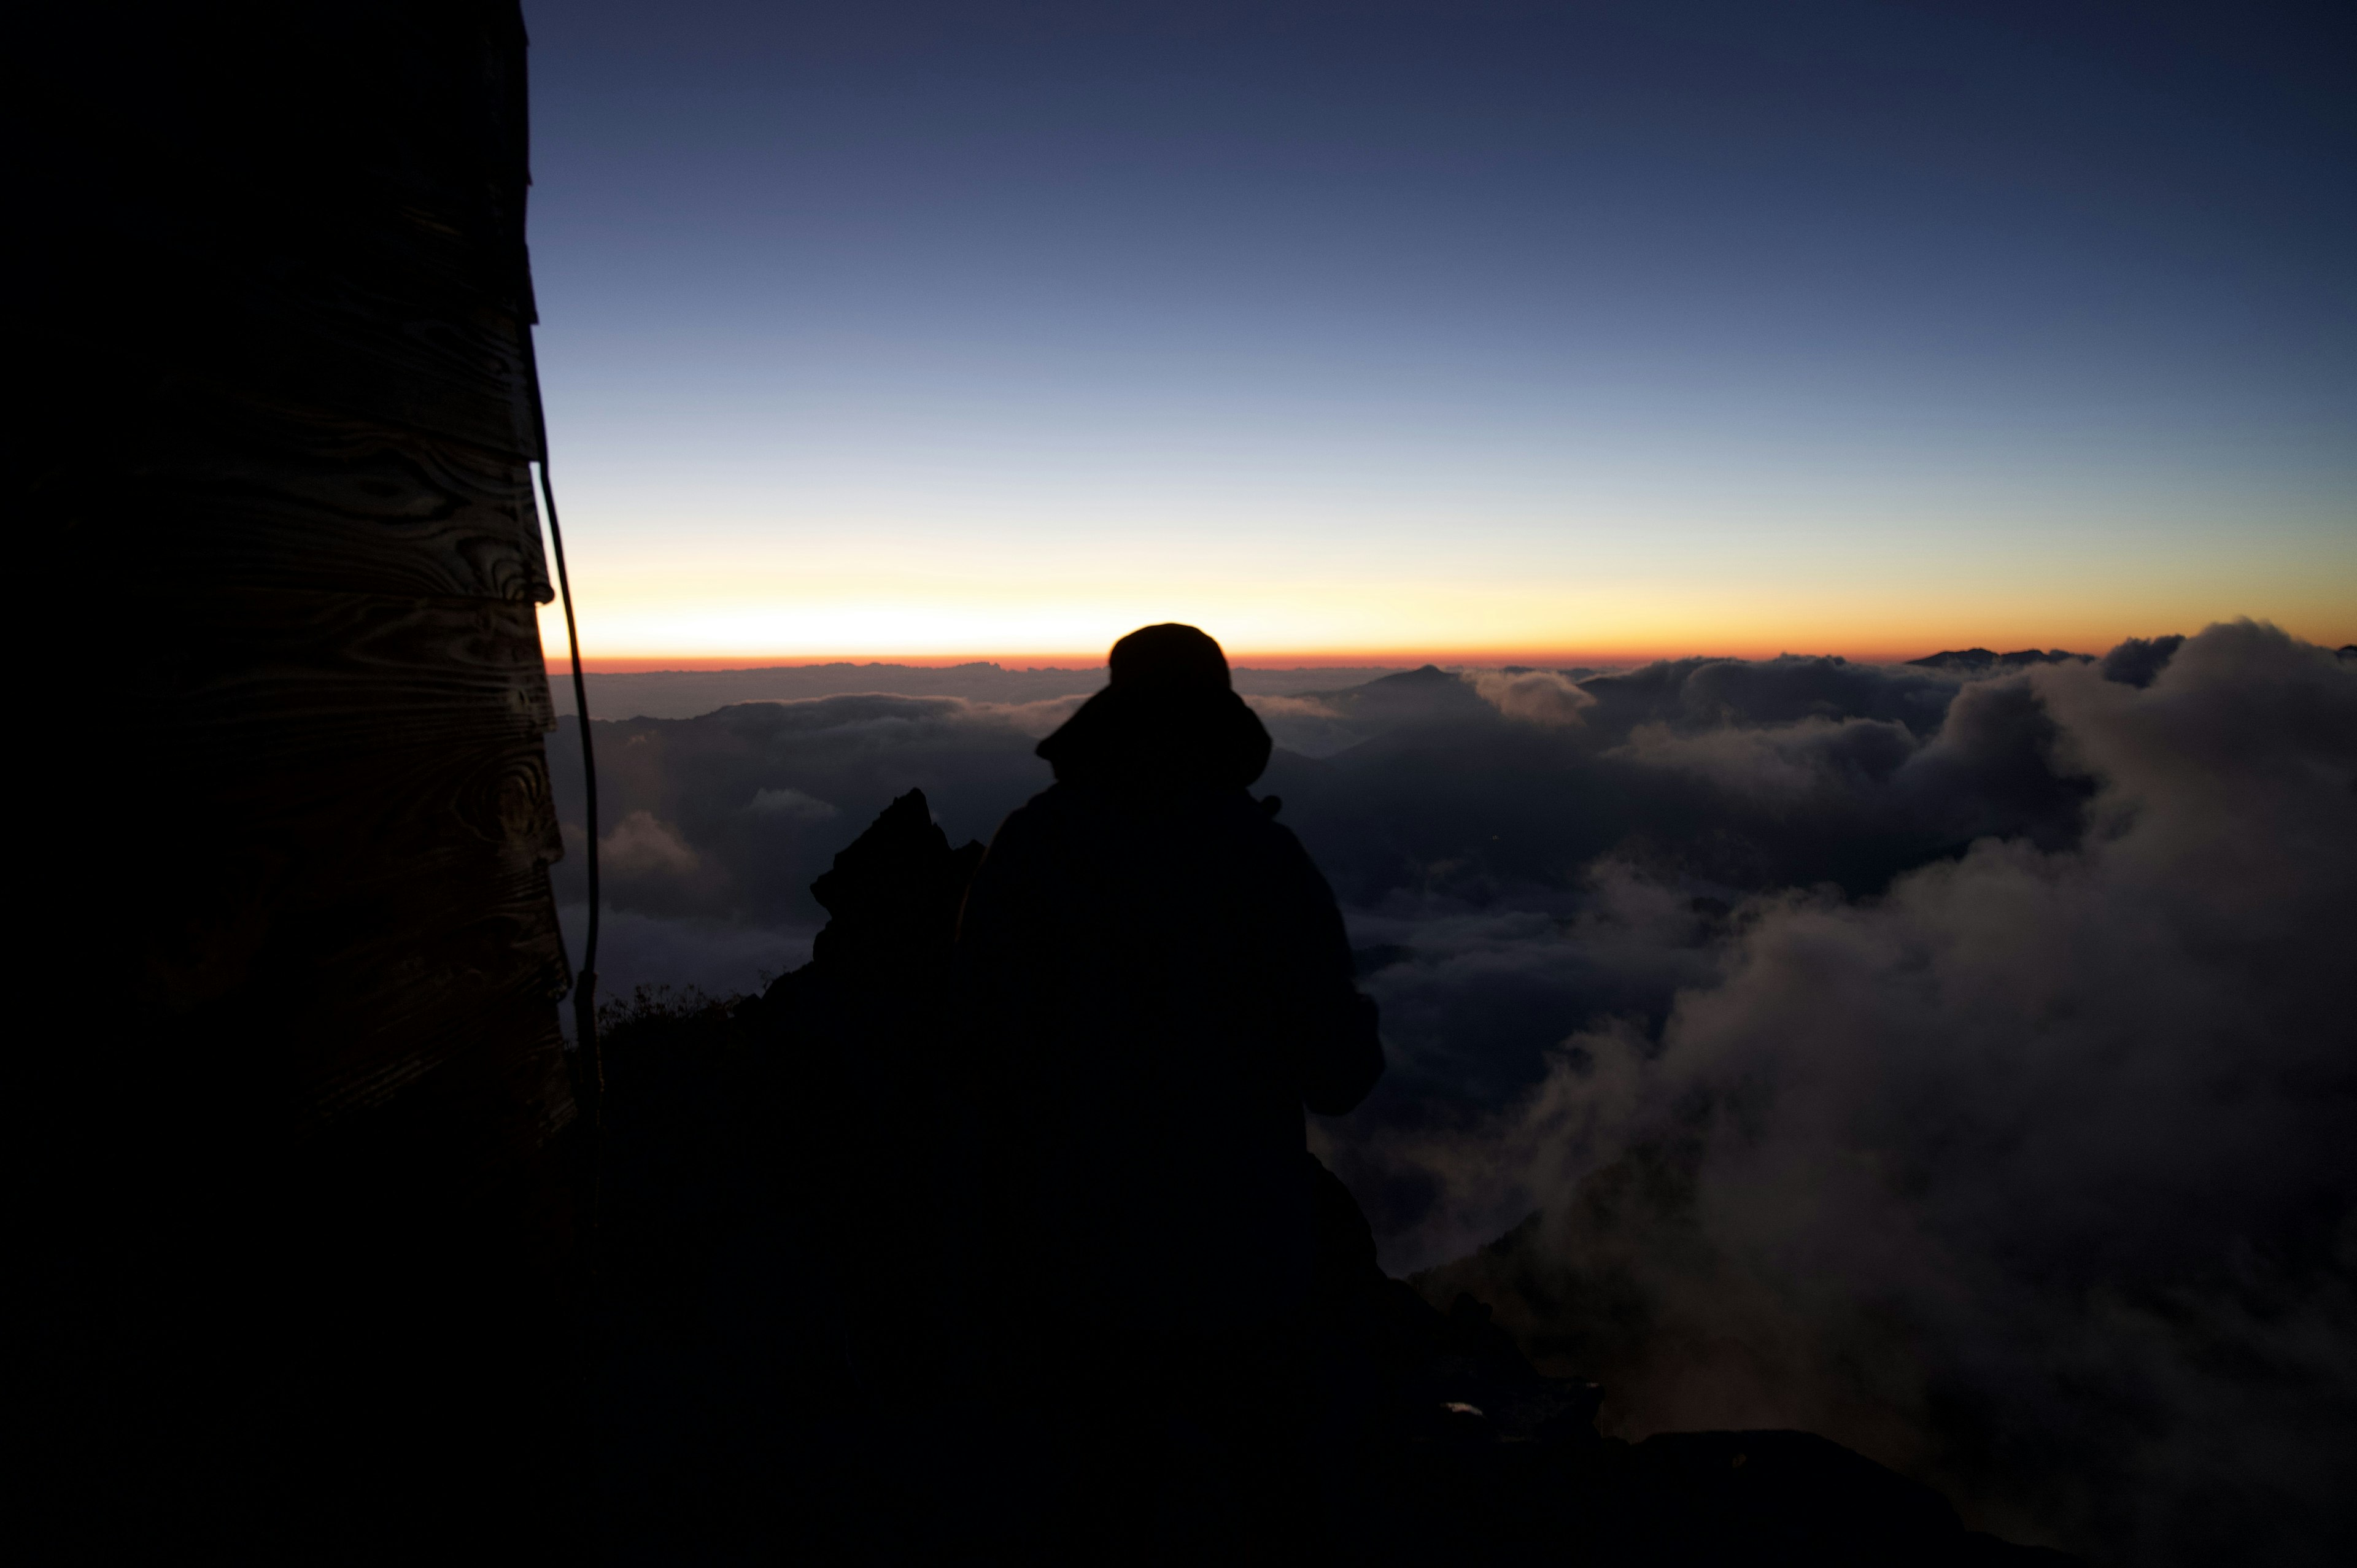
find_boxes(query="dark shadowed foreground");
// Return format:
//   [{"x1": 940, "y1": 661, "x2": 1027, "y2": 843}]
[{"x1": 581, "y1": 789, "x2": 2073, "y2": 1563}]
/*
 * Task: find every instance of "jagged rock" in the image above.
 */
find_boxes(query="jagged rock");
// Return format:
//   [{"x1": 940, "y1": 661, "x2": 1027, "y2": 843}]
[
  {"x1": 745, "y1": 786, "x2": 983, "y2": 1033},
  {"x1": 739, "y1": 789, "x2": 986, "y2": 1403}
]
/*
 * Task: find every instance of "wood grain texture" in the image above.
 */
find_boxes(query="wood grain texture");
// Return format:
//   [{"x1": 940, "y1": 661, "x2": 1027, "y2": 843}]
[
  {"x1": 145, "y1": 587, "x2": 556, "y2": 744},
  {"x1": 91, "y1": 366, "x2": 553, "y2": 603},
  {"x1": 123, "y1": 585, "x2": 575, "y2": 1123}
]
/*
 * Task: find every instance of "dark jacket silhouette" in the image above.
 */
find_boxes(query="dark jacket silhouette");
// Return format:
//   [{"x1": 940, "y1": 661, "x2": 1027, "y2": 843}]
[{"x1": 954, "y1": 625, "x2": 1384, "y2": 1338}]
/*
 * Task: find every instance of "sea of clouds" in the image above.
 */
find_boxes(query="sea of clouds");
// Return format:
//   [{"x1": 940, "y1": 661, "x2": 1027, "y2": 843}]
[{"x1": 548, "y1": 622, "x2": 2355, "y2": 1564}]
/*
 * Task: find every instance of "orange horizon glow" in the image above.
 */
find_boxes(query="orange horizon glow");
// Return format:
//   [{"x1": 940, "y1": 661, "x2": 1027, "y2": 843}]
[
  {"x1": 550, "y1": 649, "x2": 1935, "y2": 674},
  {"x1": 547, "y1": 627, "x2": 2340, "y2": 676}
]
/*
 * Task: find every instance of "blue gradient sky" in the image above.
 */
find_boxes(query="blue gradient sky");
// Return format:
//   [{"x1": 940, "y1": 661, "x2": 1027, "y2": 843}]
[{"x1": 525, "y1": 1, "x2": 2354, "y2": 662}]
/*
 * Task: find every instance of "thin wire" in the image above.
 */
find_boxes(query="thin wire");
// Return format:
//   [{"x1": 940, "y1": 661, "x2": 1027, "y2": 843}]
[{"x1": 524, "y1": 325, "x2": 602, "y2": 1120}]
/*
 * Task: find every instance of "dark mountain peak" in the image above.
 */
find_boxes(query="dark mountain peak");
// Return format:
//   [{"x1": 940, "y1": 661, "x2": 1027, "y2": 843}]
[{"x1": 1376, "y1": 663, "x2": 1461, "y2": 686}]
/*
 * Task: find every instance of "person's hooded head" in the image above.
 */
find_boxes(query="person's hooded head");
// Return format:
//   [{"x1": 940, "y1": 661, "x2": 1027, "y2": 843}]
[{"x1": 1035, "y1": 624, "x2": 1273, "y2": 792}]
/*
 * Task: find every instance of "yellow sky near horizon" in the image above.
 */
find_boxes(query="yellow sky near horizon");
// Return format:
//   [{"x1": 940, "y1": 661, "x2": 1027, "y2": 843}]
[{"x1": 535, "y1": 571, "x2": 2357, "y2": 671}]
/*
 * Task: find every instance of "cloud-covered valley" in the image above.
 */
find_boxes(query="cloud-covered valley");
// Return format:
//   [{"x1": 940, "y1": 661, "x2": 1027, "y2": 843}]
[{"x1": 549, "y1": 623, "x2": 2355, "y2": 1563}]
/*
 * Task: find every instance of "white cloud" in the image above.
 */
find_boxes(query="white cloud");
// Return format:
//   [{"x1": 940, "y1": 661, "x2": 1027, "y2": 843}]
[
  {"x1": 745, "y1": 787, "x2": 840, "y2": 822},
  {"x1": 1472, "y1": 669, "x2": 1596, "y2": 728},
  {"x1": 1399, "y1": 622, "x2": 2357, "y2": 1563},
  {"x1": 598, "y1": 809, "x2": 701, "y2": 876}
]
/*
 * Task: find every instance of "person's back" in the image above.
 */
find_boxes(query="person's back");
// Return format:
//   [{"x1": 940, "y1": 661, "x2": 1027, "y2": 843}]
[
  {"x1": 959, "y1": 773, "x2": 1377, "y2": 1327},
  {"x1": 951, "y1": 624, "x2": 1382, "y2": 1551}
]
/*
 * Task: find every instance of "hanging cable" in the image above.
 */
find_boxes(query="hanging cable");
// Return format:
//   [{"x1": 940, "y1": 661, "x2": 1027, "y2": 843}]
[{"x1": 524, "y1": 325, "x2": 603, "y2": 1126}]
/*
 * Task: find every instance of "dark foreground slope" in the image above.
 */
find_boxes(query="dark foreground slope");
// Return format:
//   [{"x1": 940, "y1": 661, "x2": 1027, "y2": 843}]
[{"x1": 580, "y1": 792, "x2": 2075, "y2": 1563}]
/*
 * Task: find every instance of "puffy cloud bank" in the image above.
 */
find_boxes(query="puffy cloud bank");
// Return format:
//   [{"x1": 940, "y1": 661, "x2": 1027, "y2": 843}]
[
  {"x1": 548, "y1": 624, "x2": 2355, "y2": 1560},
  {"x1": 1388, "y1": 624, "x2": 2356, "y2": 1562}
]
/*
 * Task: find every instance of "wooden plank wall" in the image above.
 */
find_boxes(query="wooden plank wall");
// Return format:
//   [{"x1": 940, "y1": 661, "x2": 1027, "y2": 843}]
[{"x1": 25, "y1": 2, "x2": 586, "y2": 1548}]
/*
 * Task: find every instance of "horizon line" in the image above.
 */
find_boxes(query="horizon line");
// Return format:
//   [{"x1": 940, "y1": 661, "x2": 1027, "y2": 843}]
[{"x1": 544, "y1": 644, "x2": 2094, "y2": 675}]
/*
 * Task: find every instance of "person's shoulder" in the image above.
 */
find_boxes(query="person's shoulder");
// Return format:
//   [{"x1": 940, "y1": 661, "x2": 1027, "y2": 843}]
[{"x1": 988, "y1": 782, "x2": 1105, "y2": 851}]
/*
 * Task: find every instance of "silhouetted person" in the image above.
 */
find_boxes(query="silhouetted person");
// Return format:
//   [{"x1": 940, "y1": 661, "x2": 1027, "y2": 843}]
[{"x1": 953, "y1": 624, "x2": 1383, "y2": 1554}]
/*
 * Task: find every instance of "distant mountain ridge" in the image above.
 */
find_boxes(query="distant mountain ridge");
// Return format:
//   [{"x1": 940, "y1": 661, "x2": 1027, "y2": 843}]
[
  {"x1": 553, "y1": 662, "x2": 1411, "y2": 720},
  {"x1": 1905, "y1": 647, "x2": 2091, "y2": 673},
  {"x1": 556, "y1": 642, "x2": 2262, "y2": 723}
]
